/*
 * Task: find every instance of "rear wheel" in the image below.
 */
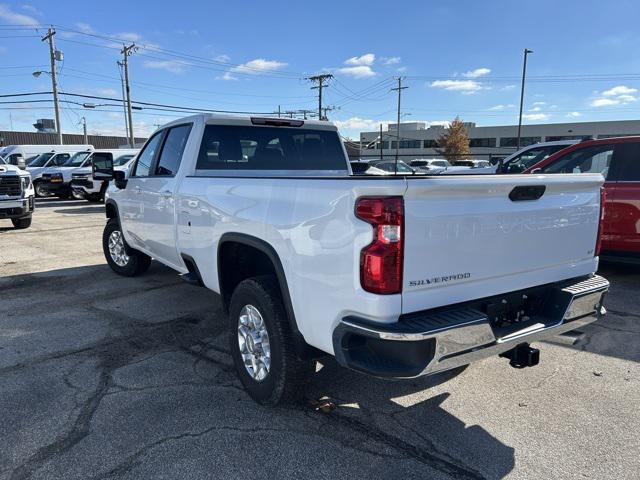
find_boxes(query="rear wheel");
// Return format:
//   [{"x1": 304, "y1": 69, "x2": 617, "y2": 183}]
[
  {"x1": 228, "y1": 276, "x2": 312, "y2": 406},
  {"x1": 102, "y1": 218, "x2": 151, "y2": 276},
  {"x1": 11, "y1": 216, "x2": 32, "y2": 229}
]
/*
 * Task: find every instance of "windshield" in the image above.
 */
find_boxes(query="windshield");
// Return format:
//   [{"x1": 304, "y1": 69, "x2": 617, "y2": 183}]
[
  {"x1": 506, "y1": 145, "x2": 568, "y2": 172},
  {"x1": 114, "y1": 154, "x2": 134, "y2": 166},
  {"x1": 64, "y1": 151, "x2": 92, "y2": 167},
  {"x1": 28, "y1": 152, "x2": 55, "y2": 167}
]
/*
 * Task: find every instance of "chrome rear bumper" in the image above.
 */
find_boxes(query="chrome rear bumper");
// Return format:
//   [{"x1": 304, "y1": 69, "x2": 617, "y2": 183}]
[{"x1": 333, "y1": 275, "x2": 609, "y2": 378}]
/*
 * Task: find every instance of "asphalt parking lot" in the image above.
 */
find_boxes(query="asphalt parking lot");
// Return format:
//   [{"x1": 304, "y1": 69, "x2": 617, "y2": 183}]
[{"x1": 1, "y1": 199, "x2": 639, "y2": 480}]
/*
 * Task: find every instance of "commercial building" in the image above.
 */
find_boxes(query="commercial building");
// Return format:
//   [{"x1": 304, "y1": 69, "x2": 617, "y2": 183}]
[
  {"x1": 0, "y1": 130, "x2": 147, "y2": 150},
  {"x1": 358, "y1": 119, "x2": 640, "y2": 160}
]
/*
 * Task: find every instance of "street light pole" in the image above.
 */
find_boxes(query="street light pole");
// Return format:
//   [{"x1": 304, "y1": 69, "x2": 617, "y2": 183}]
[
  {"x1": 516, "y1": 48, "x2": 533, "y2": 150},
  {"x1": 81, "y1": 117, "x2": 87, "y2": 144},
  {"x1": 41, "y1": 28, "x2": 63, "y2": 145}
]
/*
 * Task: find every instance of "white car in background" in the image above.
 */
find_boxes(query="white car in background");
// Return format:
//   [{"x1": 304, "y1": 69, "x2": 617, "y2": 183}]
[
  {"x1": 71, "y1": 149, "x2": 139, "y2": 202},
  {"x1": 0, "y1": 156, "x2": 35, "y2": 229},
  {"x1": 28, "y1": 147, "x2": 95, "y2": 196},
  {"x1": 499, "y1": 140, "x2": 580, "y2": 173}
]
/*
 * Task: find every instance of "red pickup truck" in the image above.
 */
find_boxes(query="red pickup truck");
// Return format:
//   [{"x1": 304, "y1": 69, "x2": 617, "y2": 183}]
[{"x1": 525, "y1": 136, "x2": 640, "y2": 263}]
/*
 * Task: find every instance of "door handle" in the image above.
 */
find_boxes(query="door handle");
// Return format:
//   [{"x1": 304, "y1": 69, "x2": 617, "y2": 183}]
[
  {"x1": 160, "y1": 190, "x2": 172, "y2": 198},
  {"x1": 134, "y1": 186, "x2": 142, "y2": 194}
]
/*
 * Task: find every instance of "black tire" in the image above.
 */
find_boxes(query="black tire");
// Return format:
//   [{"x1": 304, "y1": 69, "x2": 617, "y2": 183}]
[
  {"x1": 57, "y1": 191, "x2": 72, "y2": 200},
  {"x1": 229, "y1": 275, "x2": 312, "y2": 406},
  {"x1": 86, "y1": 194, "x2": 103, "y2": 203},
  {"x1": 102, "y1": 218, "x2": 151, "y2": 276},
  {"x1": 11, "y1": 216, "x2": 32, "y2": 229}
]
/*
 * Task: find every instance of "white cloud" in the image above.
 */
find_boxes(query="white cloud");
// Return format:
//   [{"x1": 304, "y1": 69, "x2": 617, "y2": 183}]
[
  {"x1": 214, "y1": 54, "x2": 230, "y2": 62},
  {"x1": 591, "y1": 85, "x2": 638, "y2": 107},
  {"x1": 381, "y1": 56, "x2": 401, "y2": 65},
  {"x1": 488, "y1": 104, "x2": 514, "y2": 111},
  {"x1": 334, "y1": 117, "x2": 380, "y2": 131},
  {"x1": 217, "y1": 71, "x2": 238, "y2": 81},
  {"x1": 591, "y1": 98, "x2": 618, "y2": 107},
  {"x1": 522, "y1": 113, "x2": 549, "y2": 121},
  {"x1": 0, "y1": 4, "x2": 38, "y2": 25},
  {"x1": 113, "y1": 32, "x2": 143, "y2": 43},
  {"x1": 567, "y1": 111, "x2": 582, "y2": 118},
  {"x1": 336, "y1": 65, "x2": 376, "y2": 78},
  {"x1": 532, "y1": 101, "x2": 547, "y2": 106},
  {"x1": 75, "y1": 22, "x2": 95, "y2": 33},
  {"x1": 344, "y1": 53, "x2": 375, "y2": 66},
  {"x1": 529, "y1": 106, "x2": 542, "y2": 112},
  {"x1": 229, "y1": 58, "x2": 288, "y2": 75},
  {"x1": 462, "y1": 67, "x2": 491, "y2": 78},
  {"x1": 21, "y1": 4, "x2": 42, "y2": 15},
  {"x1": 143, "y1": 59, "x2": 186, "y2": 74},
  {"x1": 502, "y1": 84, "x2": 516, "y2": 91},
  {"x1": 602, "y1": 85, "x2": 637, "y2": 97},
  {"x1": 396, "y1": 66, "x2": 407, "y2": 73},
  {"x1": 430, "y1": 79, "x2": 484, "y2": 94}
]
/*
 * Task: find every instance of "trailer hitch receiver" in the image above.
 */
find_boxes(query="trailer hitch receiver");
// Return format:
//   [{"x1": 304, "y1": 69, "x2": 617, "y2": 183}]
[{"x1": 500, "y1": 343, "x2": 540, "y2": 369}]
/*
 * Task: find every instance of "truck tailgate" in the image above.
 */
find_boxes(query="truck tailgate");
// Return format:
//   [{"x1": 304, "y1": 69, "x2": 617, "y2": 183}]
[{"x1": 402, "y1": 173, "x2": 603, "y2": 314}]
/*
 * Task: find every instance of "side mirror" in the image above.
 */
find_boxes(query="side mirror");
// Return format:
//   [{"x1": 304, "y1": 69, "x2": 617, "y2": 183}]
[
  {"x1": 92, "y1": 152, "x2": 114, "y2": 180},
  {"x1": 16, "y1": 156, "x2": 26, "y2": 170},
  {"x1": 114, "y1": 170, "x2": 128, "y2": 190}
]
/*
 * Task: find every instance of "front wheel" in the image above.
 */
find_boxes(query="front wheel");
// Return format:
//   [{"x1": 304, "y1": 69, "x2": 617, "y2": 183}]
[
  {"x1": 34, "y1": 182, "x2": 49, "y2": 197},
  {"x1": 229, "y1": 275, "x2": 312, "y2": 406},
  {"x1": 102, "y1": 218, "x2": 151, "y2": 276},
  {"x1": 11, "y1": 216, "x2": 32, "y2": 229}
]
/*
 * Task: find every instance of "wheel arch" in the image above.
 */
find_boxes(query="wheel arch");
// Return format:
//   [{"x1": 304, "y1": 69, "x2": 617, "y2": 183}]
[
  {"x1": 105, "y1": 199, "x2": 119, "y2": 220},
  {"x1": 217, "y1": 233, "x2": 316, "y2": 358}
]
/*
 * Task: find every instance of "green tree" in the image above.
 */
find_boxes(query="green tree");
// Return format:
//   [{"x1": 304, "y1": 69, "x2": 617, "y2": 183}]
[{"x1": 437, "y1": 117, "x2": 471, "y2": 162}]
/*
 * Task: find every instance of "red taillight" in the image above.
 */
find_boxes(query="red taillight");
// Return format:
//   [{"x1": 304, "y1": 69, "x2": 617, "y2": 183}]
[
  {"x1": 595, "y1": 187, "x2": 606, "y2": 257},
  {"x1": 355, "y1": 196, "x2": 404, "y2": 294}
]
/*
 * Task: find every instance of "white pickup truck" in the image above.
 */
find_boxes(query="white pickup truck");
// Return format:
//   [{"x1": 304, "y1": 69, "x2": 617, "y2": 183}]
[
  {"x1": 0, "y1": 156, "x2": 35, "y2": 229},
  {"x1": 96, "y1": 114, "x2": 609, "y2": 405}
]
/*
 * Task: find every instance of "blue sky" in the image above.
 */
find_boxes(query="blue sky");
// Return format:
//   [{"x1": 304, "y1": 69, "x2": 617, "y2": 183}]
[{"x1": 1, "y1": 0, "x2": 640, "y2": 139}]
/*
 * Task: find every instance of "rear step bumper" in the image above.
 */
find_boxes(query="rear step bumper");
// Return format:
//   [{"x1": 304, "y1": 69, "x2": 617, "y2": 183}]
[{"x1": 332, "y1": 275, "x2": 609, "y2": 378}]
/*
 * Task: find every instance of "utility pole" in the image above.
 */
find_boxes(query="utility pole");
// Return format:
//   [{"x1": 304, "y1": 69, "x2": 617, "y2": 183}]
[
  {"x1": 80, "y1": 117, "x2": 87, "y2": 144},
  {"x1": 121, "y1": 44, "x2": 137, "y2": 147},
  {"x1": 391, "y1": 77, "x2": 408, "y2": 170},
  {"x1": 307, "y1": 74, "x2": 333, "y2": 120},
  {"x1": 277, "y1": 105, "x2": 281, "y2": 118},
  {"x1": 117, "y1": 61, "x2": 130, "y2": 142},
  {"x1": 379, "y1": 123, "x2": 383, "y2": 161},
  {"x1": 517, "y1": 48, "x2": 533, "y2": 150},
  {"x1": 42, "y1": 28, "x2": 63, "y2": 145}
]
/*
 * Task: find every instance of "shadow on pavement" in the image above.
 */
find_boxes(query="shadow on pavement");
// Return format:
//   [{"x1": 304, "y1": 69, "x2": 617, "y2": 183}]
[
  {"x1": 550, "y1": 261, "x2": 640, "y2": 363},
  {"x1": 306, "y1": 358, "x2": 515, "y2": 479},
  {"x1": 54, "y1": 206, "x2": 105, "y2": 215}
]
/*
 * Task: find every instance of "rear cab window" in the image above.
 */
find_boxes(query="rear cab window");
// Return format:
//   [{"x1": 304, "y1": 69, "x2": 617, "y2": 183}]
[{"x1": 195, "y1": 124, "x2": 348, "y2": 174}]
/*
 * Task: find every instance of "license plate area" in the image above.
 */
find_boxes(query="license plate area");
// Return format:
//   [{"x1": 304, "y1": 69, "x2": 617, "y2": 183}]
[{"x1": 483, "y1": 286, "x2": 550, "y2": 328}]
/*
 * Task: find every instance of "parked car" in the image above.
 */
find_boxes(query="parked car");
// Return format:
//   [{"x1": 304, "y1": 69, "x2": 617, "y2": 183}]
[
  {"x1": 453, "y1": 159, "x2": 492, "y2": 168},
  {"x1": 409, "y1": 158, "x2": 452, "y2": 173},
  {"x1": 524, "y1": 136, "x2": 640, "y2": 263},
  {"x1": 366, "y1": 159, "x2": 421, "y2": 175},
  {"x1": 0, "y1": 156, "x2": 35, "y2": 229},
  {"x1": 0, "y1": 144, "x2": 93, "y2": 169},
  {"x1": 499, "y1": 140, "x2": 580, "y2": 173},
  {"x1": 96, "y1": 114, "x2": 608, "y2": 406},
  {"x1": 70, "y1": 149, "x2": 139, "y2": 202},
  {"x1": 28, "y1": 146, "x2": 95, "y2": 196}
]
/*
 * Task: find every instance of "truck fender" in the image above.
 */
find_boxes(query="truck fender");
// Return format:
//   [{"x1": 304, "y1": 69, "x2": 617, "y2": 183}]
[{"x1": 217, "y1": 233, "x2": 316, "y2": 358}]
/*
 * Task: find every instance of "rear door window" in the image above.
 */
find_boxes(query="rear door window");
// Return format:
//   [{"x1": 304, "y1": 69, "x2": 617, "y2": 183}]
[
  {"x1": 610, "y1": 142, "x2": 640, "y2": 181},
  {"x1": 540, "y1": 145, "x2": 615, "y2": 179},
  {"x1": 196, "y1": 125, "x2": 347, "y2": 171},
  {"x1": 55, "y1": 154, "x2": 70, "y2": 166}
]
